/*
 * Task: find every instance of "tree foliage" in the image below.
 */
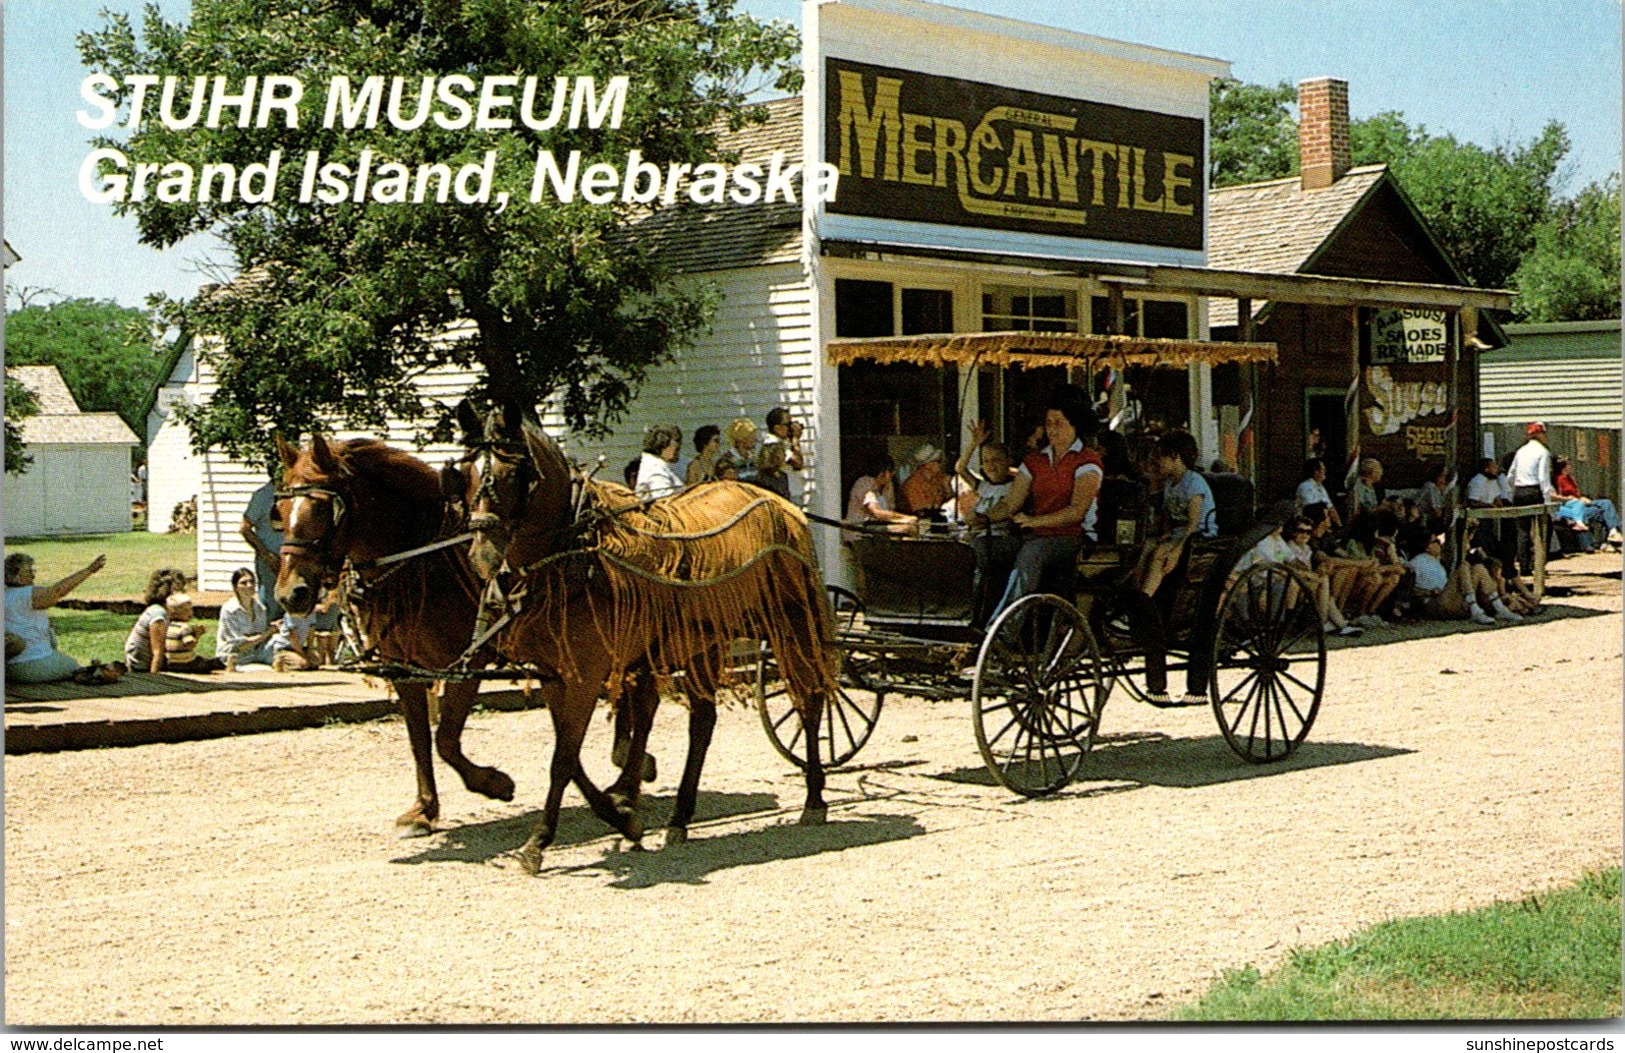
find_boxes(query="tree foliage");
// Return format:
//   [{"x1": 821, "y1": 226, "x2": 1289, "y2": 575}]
[
  {"x1": 79, "y1": 0, "x2": 801, "y2": 462},
  {"x1": 1513, "y1": 175, "x2": 1621, "y2": 323},
  {"x1": 1209, "y1": 79, "x2": 1603, "y2": 312},
  {"x1": 1353, "y1": 118, "x2": 1570, "y2": 292},
  {"x1": 4, "y1": 373, "x2": 39, "y2": 475},
  {"x1": 1208, "y1": 77, "x2": 1297, "y2": 188},
  {"x1": 4, "y1": 297, "x2": 165, "y2": 433}
]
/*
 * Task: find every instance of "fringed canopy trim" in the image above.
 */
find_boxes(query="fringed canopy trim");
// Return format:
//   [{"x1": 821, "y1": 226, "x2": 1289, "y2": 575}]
[{"x1": 826, "y1": 331, "x2": 1277, "y2": 370}]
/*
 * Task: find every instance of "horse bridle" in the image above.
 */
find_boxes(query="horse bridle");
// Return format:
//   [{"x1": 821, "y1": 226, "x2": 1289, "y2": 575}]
[{"x1": 275, "y1": 483, "x2": 349, "y2": 561}]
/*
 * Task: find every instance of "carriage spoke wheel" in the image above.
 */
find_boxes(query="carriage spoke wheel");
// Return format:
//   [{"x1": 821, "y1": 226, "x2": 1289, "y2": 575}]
[
  {"x1": 755, "y1": 585, "x2": 884, "y2": 769},
  {"x1": 1209, "y1": 563, "x2": 1326, "y2": 763},
  {"x1": 972, "y1": 593, "x2": 1105, "y2": 797}
]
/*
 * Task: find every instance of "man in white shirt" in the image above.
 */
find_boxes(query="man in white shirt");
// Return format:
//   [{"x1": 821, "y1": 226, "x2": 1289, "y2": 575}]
[
  {"x1": 1464, "y1": 459, "x2": 1503, "y2": 508},
  {"x1": 1507, "y1": 422, "x2": 1554, "y2": 575},
  {"x1": 634, "y1": 424, "x2": 687, "y2": 500},
  {"x1": 1295, "y1": 457, "x2": 1341, "y2": 528}
]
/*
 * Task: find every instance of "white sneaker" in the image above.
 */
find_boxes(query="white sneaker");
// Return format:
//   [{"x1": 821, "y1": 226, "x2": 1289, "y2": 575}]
[
  {"x1": 1469, "y1": 606, "x2": 1495, "y2": 626},
  {"x1": 1493, "y1": 602, "x2": 1524, "y2": 623},
  {"x1": 1609, "y1": 529, "x2": 1623, "y2": 546}
]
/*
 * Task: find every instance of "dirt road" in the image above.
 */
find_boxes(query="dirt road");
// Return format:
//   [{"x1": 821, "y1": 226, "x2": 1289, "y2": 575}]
[{"x1": 6, "y1": 566, "x2": 1621, "y2": 1025}]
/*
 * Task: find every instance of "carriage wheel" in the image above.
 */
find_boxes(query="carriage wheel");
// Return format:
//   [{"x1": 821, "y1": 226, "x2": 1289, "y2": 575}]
[
  {"x1": 972, "y1": 593, "x2": 1106, "y2": 797},
  {"x1": 756, "y1": 586, "x2": 884, "y2": 769},
  {"x1": 1209, "y1": 563, "x2": 1325, "y2": 763}
]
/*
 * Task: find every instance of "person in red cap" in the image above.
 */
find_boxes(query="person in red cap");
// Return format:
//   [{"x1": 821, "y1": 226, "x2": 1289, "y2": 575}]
[{"x1": 1506, "y1": 421, "x2": 1555, "y2": 576}]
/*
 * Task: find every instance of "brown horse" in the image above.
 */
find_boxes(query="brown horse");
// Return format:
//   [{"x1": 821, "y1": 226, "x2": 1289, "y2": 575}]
[
  {"x1": 456, "y1": 402, "x2": 837, "y2": 874},
  {"x1": 270, "y1": 434, "x2": 518, "y2": 837}
]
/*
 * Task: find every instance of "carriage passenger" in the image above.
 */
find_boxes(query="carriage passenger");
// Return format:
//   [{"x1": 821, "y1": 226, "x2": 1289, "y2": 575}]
[
  {"x1": 634, "y1": 424, "x2": 686, "y2": 500},
  {"x1": 900, "y1": 443, "x2": 954, "y2": 519},
  {"x1": 984, "y1": 387, "x2": 1103, "y2": 624},
  {"x1": 954, "y1": 421, "x2": 1021, "y2": 627},
  {"x1": 844, "y1": 453, "x2": 917, "y2": 542},
  {"x1": 718, "y1": 418, "x2": 760, "y2": 483},
  {"x1": 753, "y1": 441, "x2": 793, "y2": 500},
  {"x1": 1137, "y1": 431, "x2": 1216, "y2": 598}
]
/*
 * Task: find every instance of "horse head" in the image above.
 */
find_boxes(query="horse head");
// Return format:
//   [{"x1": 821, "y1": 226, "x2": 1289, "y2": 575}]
[
  {"x1": 273, "y1": 432, "x2": 446, "y2": 614},
  {"x1": 272, "y1": 433, "x2": 355, "y2": 615},
  {"x1": 456, "y1": 398, "x2": 574, "y2": 580}
]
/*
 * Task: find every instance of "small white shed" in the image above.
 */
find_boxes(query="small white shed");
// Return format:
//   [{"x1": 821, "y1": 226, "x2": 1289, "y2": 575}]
[{"x1": 4, "y1": 365, "x2": 139, "y2": 537}]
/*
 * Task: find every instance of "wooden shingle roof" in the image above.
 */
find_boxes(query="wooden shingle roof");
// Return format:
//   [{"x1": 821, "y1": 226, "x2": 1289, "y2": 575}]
[
  {"x1": 1206, "y1": 165, "x2": 1387, "y2": 326},
  {"x1": 9, "y1": 365, "x2": 138, "y2": 445},
  {"x1": 634, "y1": 97, "x2": 805, "y2": 274},
  {"x1": 9, "y1": 365, "x2": 82, "y2": 414}
]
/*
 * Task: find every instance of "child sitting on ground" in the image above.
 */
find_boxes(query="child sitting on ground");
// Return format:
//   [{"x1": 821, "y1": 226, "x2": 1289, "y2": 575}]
[
  {"x1": 271, "y1": 609, "x2": 317, "y2": 671},
  {"x1": 163, "y1": 594, "x2": 224, "y2": 672}
]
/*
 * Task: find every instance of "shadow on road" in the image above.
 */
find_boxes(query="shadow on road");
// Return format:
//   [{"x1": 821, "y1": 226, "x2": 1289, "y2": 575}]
[
  {"x1": 392, "y1": 789, "x2": 781, "y2": 865},
  {"x1": 930, "y1": 732, "x2": 1409, "y2": 792},
  {"x1": 4, "y1": 670, "x2": 357, "y2": 707},
  {"x1": 575, "y1": 810, "x2": 926, "y2": 888}
]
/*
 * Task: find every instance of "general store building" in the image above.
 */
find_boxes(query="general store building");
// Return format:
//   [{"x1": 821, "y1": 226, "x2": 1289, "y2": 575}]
[{"x1": 171, "y1": 0, "x2": 1510, "y2": 588}]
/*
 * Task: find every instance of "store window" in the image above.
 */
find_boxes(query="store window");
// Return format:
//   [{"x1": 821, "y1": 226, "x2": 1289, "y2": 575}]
[
  {"x1": 1089, "y1": 295, "x2": 1194, "y2": 433},
  {"x1": 835, "y1": 279, "x2": 959, "y2": 494},
  {"x1": 983, "y1": 285, "x2": 1079, "y2": 332},
  {"x1": 976, "y1": 284, "x2": 1078, "y2": 447}
]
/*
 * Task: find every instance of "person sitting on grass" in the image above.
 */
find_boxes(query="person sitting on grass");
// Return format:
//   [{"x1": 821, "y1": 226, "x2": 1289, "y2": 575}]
[
  {"x1": 215, "y1": 566, "x2": 276, "y2": 668},
  {"x1": 3, "y1": 552, "x2": 125, "y2": 685},
  {"x1": 270, "y1": 607, "x2": 319, "y2": 671},
  {"x1": 125, "y1": 567, "x2": 190, "y2": 674},
  {"x1": 161, "y1": 594, "x2": 224, "y2": 673}
]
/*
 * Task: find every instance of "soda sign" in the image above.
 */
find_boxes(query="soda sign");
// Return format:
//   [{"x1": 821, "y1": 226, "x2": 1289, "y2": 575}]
[{"x1": 1364, "y1": 308, "x2": 1452, "y2": 364}]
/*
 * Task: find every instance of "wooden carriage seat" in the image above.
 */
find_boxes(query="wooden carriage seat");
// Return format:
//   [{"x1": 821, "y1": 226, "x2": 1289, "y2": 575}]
[
  {"x1": 1203, "y1": 472, "x2": 1255, "y2": 538},
  {"x1": 849, "y1": 535, "x2": 978, "y2": 628},
  {"x1": 1075, "y1": 476, "x2": 1149, "y2": 590}
]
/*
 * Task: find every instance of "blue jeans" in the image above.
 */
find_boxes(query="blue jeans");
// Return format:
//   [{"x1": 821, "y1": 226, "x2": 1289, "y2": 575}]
[{"x1": 987, "y1": 535, "x2": 1081, "y2": 625}]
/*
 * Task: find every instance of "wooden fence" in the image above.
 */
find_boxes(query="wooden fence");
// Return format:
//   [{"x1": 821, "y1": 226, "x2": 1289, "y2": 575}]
[{"x1": 1485, "y1": 424, "x2": 1622, "y2": 507}]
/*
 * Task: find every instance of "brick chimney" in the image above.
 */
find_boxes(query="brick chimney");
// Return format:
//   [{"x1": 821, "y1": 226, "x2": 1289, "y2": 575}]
[{"x1": 1298, "y1": 77, "x2": 1351, "y2": 190}]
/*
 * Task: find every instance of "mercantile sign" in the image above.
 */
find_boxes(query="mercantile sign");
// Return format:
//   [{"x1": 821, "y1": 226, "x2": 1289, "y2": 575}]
[{"x1": 824, "y1": 58, "x2": 1205, "y2": 249}]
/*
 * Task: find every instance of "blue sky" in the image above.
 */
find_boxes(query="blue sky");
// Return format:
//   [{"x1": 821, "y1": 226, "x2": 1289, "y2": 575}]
[{"x1": 4, "y1": 0, "x2": 1620, "y2": 308}]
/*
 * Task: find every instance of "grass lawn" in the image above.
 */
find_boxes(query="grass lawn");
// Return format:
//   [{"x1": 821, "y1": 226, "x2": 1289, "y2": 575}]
[
  {"x1": 50, "y1": 608, "x2": 218, "y2": 666},
  {"x1": 1170, "y1": 868, "x2": 1623, "y2": 1020},
  {"x1": 5, "y1": 531, "x2": 197, "y2": 599}
]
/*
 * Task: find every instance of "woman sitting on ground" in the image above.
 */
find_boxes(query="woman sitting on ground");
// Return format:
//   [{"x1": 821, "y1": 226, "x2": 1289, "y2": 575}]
[
  {"x1": 4, "y1": 552, "x2": 124, "y2": 684},
  {"x1": 215, "y1": 566, "x2": 277, "y2": 668},
  {"x1": 1280, "y1": 515, "x2": 1362, "y2": 637},
  {"x1": 124, "y1": 567, "x2": 190, "y2": 674}
]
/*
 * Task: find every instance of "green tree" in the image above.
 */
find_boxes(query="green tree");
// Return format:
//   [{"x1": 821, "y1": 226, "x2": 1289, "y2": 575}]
[
  {"x1": 4, "y1": 297, "x2": 164, "y2": 433},
  {"x1": 1208, "y1": 77, "x2": 1297, "y2": 188},
  {"x1": 4, "y1": 373, "x2": 39, "y2": 475},
  {"x1": 1513, "y1": 175, "x2": 1622, "y2": 322},
  {"x1": 80, "y1": 0, "x2": 800, "y2": 461},
  {"x1": 1353, "y1": 118, "x2": 1570, "y2": 291}
]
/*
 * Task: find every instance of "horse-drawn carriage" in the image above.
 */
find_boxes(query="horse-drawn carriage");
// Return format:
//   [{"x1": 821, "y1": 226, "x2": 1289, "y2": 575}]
[
  {"x1": 755, "y1": 472, "x2": 1328, "y2": 797},
  {"x1": 757, "y1": 329, "x2": 1326, "y2": 797}
]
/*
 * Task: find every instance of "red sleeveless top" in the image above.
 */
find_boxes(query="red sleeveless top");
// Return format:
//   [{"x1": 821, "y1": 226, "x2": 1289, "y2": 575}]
[{"x1": 1021, "y1": 443, "x2": 1102, "y2": 538}]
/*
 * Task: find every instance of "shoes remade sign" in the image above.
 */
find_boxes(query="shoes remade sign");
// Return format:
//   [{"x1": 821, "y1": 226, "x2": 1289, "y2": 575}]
[{"x1": 824, "y1": 58, "x2": 1205, "y2": 250}]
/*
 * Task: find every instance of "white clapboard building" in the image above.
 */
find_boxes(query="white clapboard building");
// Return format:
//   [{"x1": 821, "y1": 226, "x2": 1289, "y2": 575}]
[{"x1": 4, "y1": 365, "x2": 139, "y2": 537}]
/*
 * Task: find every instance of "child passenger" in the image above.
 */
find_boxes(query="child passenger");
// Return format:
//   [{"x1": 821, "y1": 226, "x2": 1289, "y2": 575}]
[{"x1": 1138, "y1": 431, "x2": 1216, "y2": 597}]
